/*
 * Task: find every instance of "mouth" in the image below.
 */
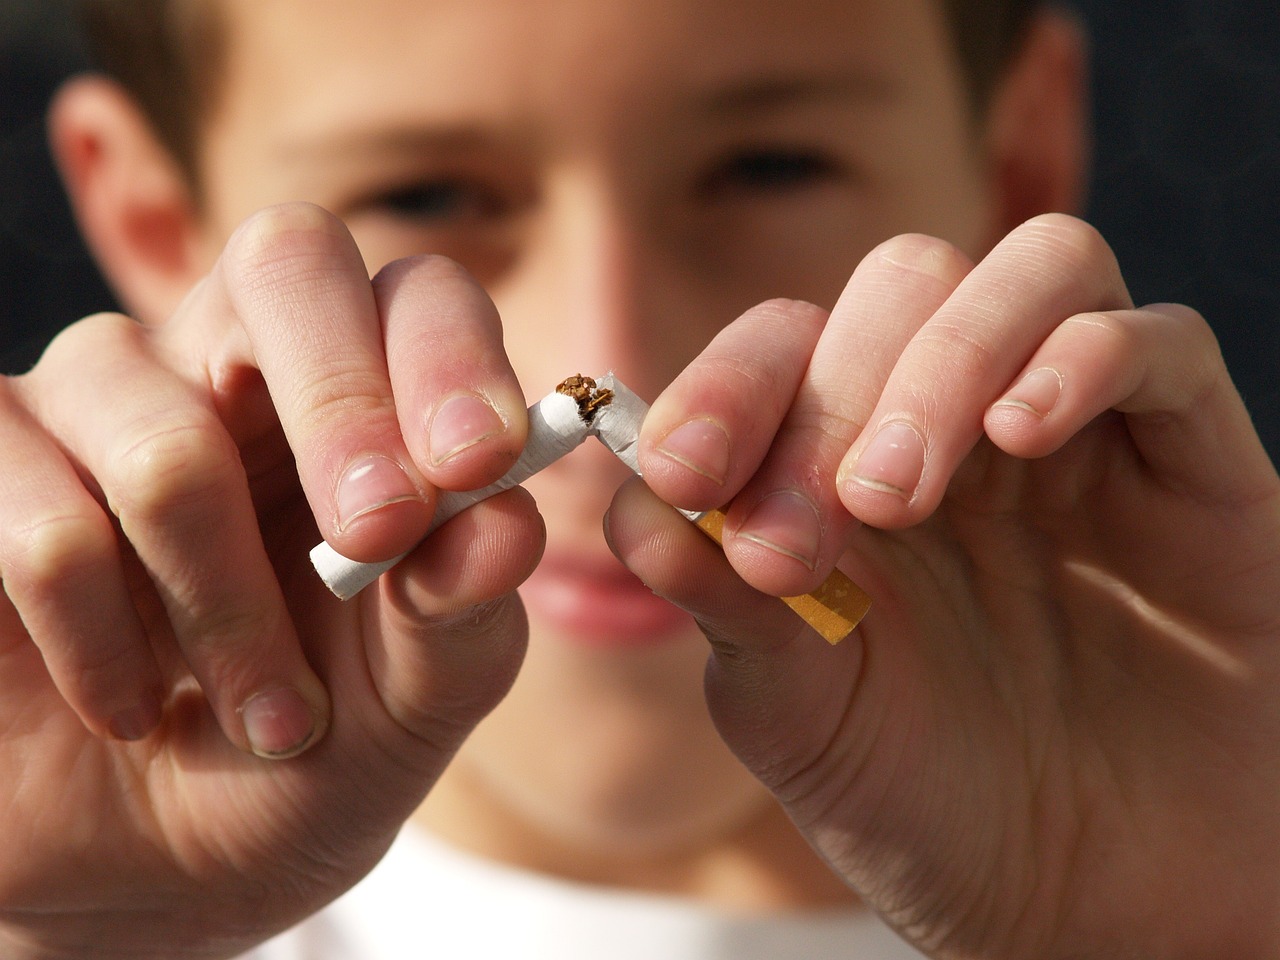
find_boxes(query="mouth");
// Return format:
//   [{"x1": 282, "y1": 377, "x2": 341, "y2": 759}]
[{"x1": 519, "y1": 550, "x2": 696, "y2": 648}]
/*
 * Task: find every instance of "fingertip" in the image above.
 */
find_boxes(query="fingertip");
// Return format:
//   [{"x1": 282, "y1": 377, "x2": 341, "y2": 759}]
[
  {"x1": 373, "y1": 253, "x2": 528, "y2": 491},
  {"x1": 722, "y1": 493, "x2": 829, "y2": 597},
  {"x1": 106, "y1": 689, "x2": 165, "y2": 743},
  {"x1": 240, "y1": 681, "x2": 331, "y2": 760},
  {"x1": 643, "y1": 415, "x2": 734, "y2": 509},
  {"x1": 329, "y1": 453, "x2": 435, "y2": 562},
  {"x1": 995, "y1": 366, "x2": 1065, "y2": 420},
  {"x1": 984, "y1": 402, "x2": 1061, "y2": 460},
  {"x1": 985, "y1": 366, "x2": 1072, "y2": 459},
  {"x1": 835, "y1": 419, "x2": 932, "y2": 529},
  {"x1": 335, "y1": 454, "x2": 431, "y2": 532},
  {"x1": 427, "y1": 393, "x2": 508, "y2": 467},
  {"x1": 420, "y1": 389, "x2": 527, "y2": 491},
  {"x1": 389, "y1": 485, "x2": 545, "y2": 616},
  {"x1": 222, "y1": 202, "x2": 353, "y2": 277}
]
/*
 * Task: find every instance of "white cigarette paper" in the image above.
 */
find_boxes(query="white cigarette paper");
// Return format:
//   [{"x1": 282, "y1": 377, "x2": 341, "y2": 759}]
[
  {"x1": 311, "y1": 373, "x2": 871, "y2": 643},
  {"x1": 311, "y1": 390, "x2": 589, "y2": 599},
  {"x1": 591, "y1": 376, "x2": 699, "y2": 523},
  {"x1": 592, "y1": 375, "x2": 871, "y2": 644}
]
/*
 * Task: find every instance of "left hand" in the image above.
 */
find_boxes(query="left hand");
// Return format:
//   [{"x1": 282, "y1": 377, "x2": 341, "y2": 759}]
[{"x1": 605, "y1": 214, "x2": 1280, "y2": 958}]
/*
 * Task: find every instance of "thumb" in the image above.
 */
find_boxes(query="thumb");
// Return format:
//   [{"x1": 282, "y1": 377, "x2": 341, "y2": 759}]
[
  {"x1": 346, "y1": 487, "x2": 541, "y2": 773},
  {"x1": 149, "y1": 489, "x2": 542, "y2": 949},
  {"x1": 604, "y1": 477, "x2": 868, "y2": 808},
  {"x1": 270, "y1": 487, "x2": 540, "y2": 858}
]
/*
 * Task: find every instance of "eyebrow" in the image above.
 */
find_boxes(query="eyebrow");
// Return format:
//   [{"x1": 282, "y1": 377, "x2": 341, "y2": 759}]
[
  {"x1": 694, "y1": 71, "x2": 903, "y2": 116},
  {"x1": 283, "y1": 71, "x2": 901, "y2": 166},
  {"x1": 280, "y1": 126, "x2": 514, "y2": 166}
]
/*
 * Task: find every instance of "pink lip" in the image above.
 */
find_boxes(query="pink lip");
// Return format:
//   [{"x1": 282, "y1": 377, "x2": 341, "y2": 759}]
[{"x1": 519, "y1": 553, "x2": 695, "y2": 647}]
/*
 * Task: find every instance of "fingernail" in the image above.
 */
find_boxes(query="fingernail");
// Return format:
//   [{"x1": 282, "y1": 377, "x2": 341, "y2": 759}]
[
  {"x1": 737, "y1": 490, "x2": 823, "y2": 571},
  {"x1": 656, "y1": 418, "x2": 731, "y2": 486},
  {"x1": 429, "y1": 393, "x2": 506, "y2": 466},
  {"x1": 241, "y1": 688, "x2": 319, "y2": 759},
  {"x1": 993, "y1": 367, "x2": 1063, "y2": 418},
  {"x1": 109, "y1": 695, "x2": 162, "y2": 742},
  {"x1": 849, "y1": 420, "x2": 926, "y2": 500},
  {"x1": 336, "y1": 455, "x2": 421, "y2": 531}
]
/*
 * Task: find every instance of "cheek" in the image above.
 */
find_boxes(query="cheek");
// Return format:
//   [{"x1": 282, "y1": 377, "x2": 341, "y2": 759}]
[{"x1": 867, "y1": 118, "x2": 994, "y2": 254}]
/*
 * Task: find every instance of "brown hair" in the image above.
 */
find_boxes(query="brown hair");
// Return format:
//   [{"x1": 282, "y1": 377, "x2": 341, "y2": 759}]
[
  {"x1": 78, "y1": 0, "x2": 1036, "y2": 180},
  {"x1": 944, "y1": 0, "x2": 1038, "y2": 112},
  {"x1": 78, "y1": 0, "x2": 225, "y2": 178}
]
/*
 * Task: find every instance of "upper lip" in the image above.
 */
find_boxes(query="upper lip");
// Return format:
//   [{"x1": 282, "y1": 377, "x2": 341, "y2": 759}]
[{"x1": 533, "y1": 548, "x2": 645, "y2": 587}]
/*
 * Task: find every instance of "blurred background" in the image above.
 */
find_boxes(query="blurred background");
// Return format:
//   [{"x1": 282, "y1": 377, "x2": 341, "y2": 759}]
[{"x1": 3, "y1": 0, "x2": 1279, "y2": 456}]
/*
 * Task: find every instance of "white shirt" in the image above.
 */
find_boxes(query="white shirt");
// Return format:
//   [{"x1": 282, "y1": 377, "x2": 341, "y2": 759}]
[{"x1": 240, "y1": 828, "x2": 926, "y2": 960}]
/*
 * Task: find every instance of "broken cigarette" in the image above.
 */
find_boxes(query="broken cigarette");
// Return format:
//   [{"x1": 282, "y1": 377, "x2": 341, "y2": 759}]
[
  {"x1": 310, "y1": 388, "x2": 590, "y2": 599},
  {"x1": 589, "y1": 375, "x2": 871, "y2": 644},
  {"x1": 310, "y1": 375, "x2": 871, "y2": 642}
]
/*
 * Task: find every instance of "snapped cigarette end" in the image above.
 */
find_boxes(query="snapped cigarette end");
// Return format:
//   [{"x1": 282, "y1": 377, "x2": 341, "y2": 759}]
[
  {"x1": 556, "y1": 373, "x2": 615, "y2": 423},
  {"x1": 579, "y1": 374, "x2": 871, "y2": 644}
]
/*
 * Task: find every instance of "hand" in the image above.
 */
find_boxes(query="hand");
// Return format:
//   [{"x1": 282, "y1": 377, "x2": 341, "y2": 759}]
[
  {"x1": 606, "y1": 214, "x2": 1280, "y2": 958},
  {"x1": 0, "y1": 204, "x2": 540, "y2": 959}
]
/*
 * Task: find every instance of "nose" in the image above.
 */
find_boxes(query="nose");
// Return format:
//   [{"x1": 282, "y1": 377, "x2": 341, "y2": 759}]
[{"x1": 494, "y1": 172, "x2": 711, "y2": 404}]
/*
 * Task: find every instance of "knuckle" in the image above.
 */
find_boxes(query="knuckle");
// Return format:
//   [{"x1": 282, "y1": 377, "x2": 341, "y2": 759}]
[
  {"x1": 1159, "y1": 302, "x2": 1218, "y2": 352},
  {"x1": 107, "y1": 418, "x2": 243, "y2": 523},
  {"x1": 911, "y1": 317, "x2": 998, "y2": 381},
  {"x1": 376, "y1": 252, "x2": 477, "y2": 289},
  {"x1": 0, "y1": 509, "x2": 117, "y2": 594},
  {"x1": 746, "y1": 297, "x2": 830, "y2": 332},
  {"x1": 223, "y1": 202, "x2": 354, "y2": 296},
  {"x1": 180, "y1": 603, "x2": 283, "y2": 668},
  {"x1": 791, "y1": 406, "x2": 867, "y2": 458},
  {"x1": 762, "y1": 395, "x2": 871, "y2": 467},
  {"x1": 866, "y1": 233, "x2": 973, "y2": 287},
  {"x1": 21, "y1": 312, "x2": 142, "y2": 386},
  {"x1": 295, "y1": 365, "x2": 397, "y2": 437},
  {"x1": 730, "y1": 300, "x2": 830, "y2": 378},
  {"x1": 1018, "y1": 213, "x2": 1120, "y2": 283},
  {"x1": 375, "y1": 254, "x2": 502, "y2": 351},
  {"x1": 696, "y1": 349, "x2": 794, "y2": 407},
  {"x1": 1180, "y1": 331, "x2": 1230, "y2": 407}
]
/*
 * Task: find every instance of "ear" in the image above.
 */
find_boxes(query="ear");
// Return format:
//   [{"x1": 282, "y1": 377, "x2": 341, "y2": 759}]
[
  {"x1": 980, "y1": 7, "x2": 1091, "y2": 243},
  {"x1": 48, "y1": 74, "x2": 206, "y2": 325}
]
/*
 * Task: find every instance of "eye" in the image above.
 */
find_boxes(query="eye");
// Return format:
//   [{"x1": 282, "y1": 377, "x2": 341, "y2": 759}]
[
  {"x1": 698, "y1": 147, "x2": 844, "y2": 198},
  {"x1": 373, "y1": 178, "x2": 509, "y2": 223}
]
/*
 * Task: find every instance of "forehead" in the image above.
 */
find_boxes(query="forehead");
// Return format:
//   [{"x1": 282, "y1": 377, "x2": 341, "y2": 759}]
[{"x1": 214, "y1": 0, "x2": 956, "y2": 134}]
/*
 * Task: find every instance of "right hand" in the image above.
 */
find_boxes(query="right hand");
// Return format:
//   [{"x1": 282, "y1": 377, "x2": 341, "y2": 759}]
[{"x1": 0, "y1": 204, "x2": 540, "y2": 959}]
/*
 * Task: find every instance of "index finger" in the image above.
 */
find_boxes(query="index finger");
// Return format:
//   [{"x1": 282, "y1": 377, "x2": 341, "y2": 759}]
[{"x1": 191, "y1": 204, "x2": 525, "y2": 564}]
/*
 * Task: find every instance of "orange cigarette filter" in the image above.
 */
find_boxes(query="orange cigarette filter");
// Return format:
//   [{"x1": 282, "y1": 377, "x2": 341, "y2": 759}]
[
  {"x1": 575, "y1": 374, "x2": 872, "y2": 645},
  {"x1": 691, "y1": 508, "x2": 871, "y2": 645}
]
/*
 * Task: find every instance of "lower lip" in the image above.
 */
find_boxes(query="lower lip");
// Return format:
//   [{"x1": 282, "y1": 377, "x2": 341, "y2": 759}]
[{"x1": 519, "y1": 560, "x2": 695, "y2": 648}]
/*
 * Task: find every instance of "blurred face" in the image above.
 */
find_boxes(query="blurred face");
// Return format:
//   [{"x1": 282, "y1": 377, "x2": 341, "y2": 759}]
[{"x1": 196, "y1": 0, "x2": 994, "y2": 897}]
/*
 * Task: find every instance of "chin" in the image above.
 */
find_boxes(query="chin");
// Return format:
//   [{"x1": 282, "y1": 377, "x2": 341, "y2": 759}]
[{"x1": 437, "y1": 605, "x2": 775, "y2": 862}]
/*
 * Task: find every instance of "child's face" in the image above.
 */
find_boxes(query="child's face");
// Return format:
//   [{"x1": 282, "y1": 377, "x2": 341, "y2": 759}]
[{"x1": 195, "y1": 0, "x2": 995, "y2": 869}]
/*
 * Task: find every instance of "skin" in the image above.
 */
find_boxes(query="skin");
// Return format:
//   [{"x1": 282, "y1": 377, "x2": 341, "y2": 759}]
[
  {"x1": 1, "y1": 0, "x2": 1279, "y2": 958},
  {"x1": 195, "y1": 0, "x2": 992, "y2": 905}
]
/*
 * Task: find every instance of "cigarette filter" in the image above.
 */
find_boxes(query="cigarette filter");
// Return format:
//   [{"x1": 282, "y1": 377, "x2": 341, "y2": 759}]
[{"x1": 590, "y1": 375, "x2": 871, "y2": 644}]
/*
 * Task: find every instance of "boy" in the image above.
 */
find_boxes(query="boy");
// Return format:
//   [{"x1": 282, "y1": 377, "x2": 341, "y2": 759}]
[{"x1": 2, "y1": 0, "x2": 1279, "y2": 957}]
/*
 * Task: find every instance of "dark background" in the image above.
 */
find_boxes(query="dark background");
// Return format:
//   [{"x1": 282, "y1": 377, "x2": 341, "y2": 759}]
[{"x1": 4, "y1": 1, "x2": 1279, "y2": 457}]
